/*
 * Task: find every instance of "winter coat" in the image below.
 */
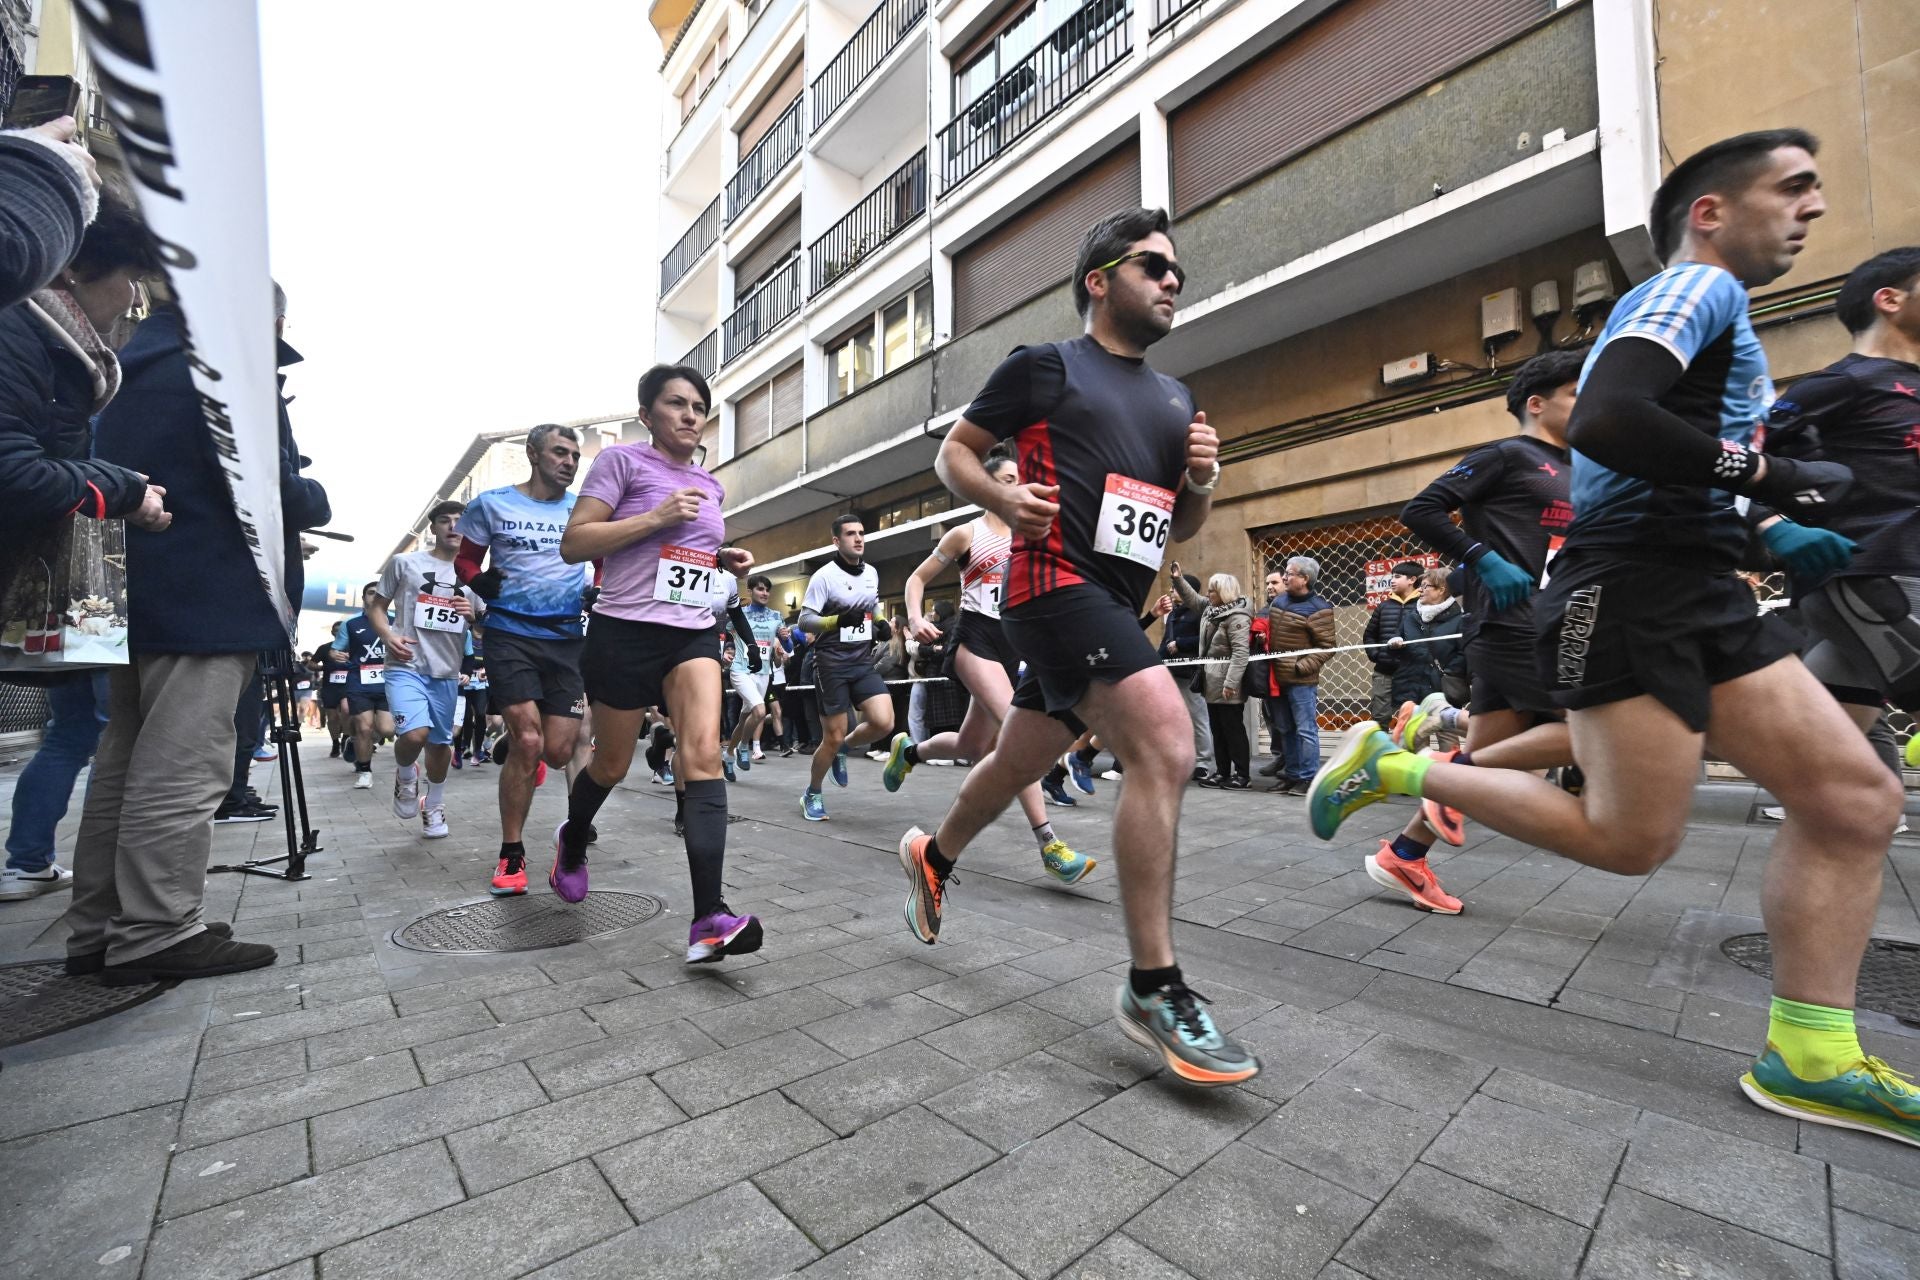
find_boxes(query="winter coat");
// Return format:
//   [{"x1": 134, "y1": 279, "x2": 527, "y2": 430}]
[
  {"x1": 1158, "y1": 591, "x2": 1202, "y2": 660},
  {"x1": 1389, "y1": 598, "x2": 1466, "y2": 705},
  {"x1": 1364, "y1": 591, "x2": 1419, "y2": 671},
  {"x1": 0, "y1": 131, "x2": 92, "y2": 310},
  {"x1": 1262, "y1": 590, "x2": 1337, "y2": 689},
  {"x1": 92, "y1": 308, "x2": 330, "y2": 654},
  {"x1": 1172, "y1": 576, "x2": 1251, "y2": 704}
]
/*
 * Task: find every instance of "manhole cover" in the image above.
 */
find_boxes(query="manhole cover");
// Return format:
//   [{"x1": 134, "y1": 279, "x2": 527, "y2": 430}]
[
  {"x1": 391, "y1": 891, "x2": 665, "y2": 954},
  {"x1": 0, "y1": 960, "x2": 174, "y2": 1049},
  {"x1": 1722, "y1": 934, "x2": 1920, "y2": 1026}
]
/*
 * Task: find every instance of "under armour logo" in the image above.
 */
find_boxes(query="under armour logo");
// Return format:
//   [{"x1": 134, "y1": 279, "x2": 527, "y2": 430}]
[{"x1": 1086, "y1": 648, "x2": 1108, "y2": 666}]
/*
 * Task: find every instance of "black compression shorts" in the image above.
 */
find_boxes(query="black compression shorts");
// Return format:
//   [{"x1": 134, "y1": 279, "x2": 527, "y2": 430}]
[
  {"x1": 486, "y1": 629, "x2": 586, "y2": 719},
  {"x1": 581, "y1": 615, "x2": 719, "y2": 712},
  {"x1": 1465, "y1": 630, "x2": 1559, "y2": 717},
  {"x1": 1001, "y1": 584, "x2": 1157, "y2": 730}
]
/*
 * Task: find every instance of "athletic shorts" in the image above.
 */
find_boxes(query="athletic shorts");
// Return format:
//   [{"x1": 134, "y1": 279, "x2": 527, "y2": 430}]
[
  {"x1": 486, "y1": 628, "x2": 585, "y2": 719},
  {"x1": 1533, "y1": 552, "x2": 1798, "y2": 733},
  {"x1": 346, "y1": 689, "x2": 388, "y2": 718},
  {"x1": 816, "y1": 664, "x2": 889, "y2": 717},
  {"x1": 1465, "y1": 628, "x2": 1559, "y2": 717},
  {"x1": 581, "y1": 614, "x2": 719, "y2": 712},
  {"x1": 950, "y1": 610, "x2": 1020, "y2": 687},
  {"x1": 1002, "y1": 583, "x2": 1157, "y2": 730},
  {"x1": 730, "y1": 665, "x2": 773, "y2": 706},
  {"x1": 1799, "y1": 575, "x2": 1920, "y2": 709},
  {"x1": 386, "y1": 668, "x2": 459, "y2": 746},
  {"x1": 324, "y1": 681, "x2": 350, "y2": 711}
]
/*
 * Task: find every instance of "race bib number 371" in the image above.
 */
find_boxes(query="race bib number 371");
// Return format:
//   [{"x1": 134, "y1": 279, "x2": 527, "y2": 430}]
[
  {"x1": 654, "y1": 545, "x2": 722, "y2": 607},
  {"x1": 1093, "y1": 476, "x2": 1175, "y2": 569}
]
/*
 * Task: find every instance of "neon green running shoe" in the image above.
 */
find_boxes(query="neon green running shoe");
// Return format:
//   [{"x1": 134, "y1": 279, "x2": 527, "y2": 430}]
[
  {"x1": 1906, "y1": 732, "x2": 1920, "y2": 771},
  {"x1": 1740, "y1": 1047, "x2": 1920, "y2": 1149},
  {"x1": 1401, "y1": 691, "x2": 1451, "y2": 753},
  {"x1": 1307, "y1": 724, "x2": 1401, "y2": 840},
  {"x1": 1041, "y1": 838, "x2": 1095, "y2": 884},
  {"x1": 882, "y1": 732, "x2": 915, "y2": 793}
]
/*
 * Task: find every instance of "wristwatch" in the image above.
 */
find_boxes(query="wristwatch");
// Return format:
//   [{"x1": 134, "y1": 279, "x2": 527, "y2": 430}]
[{"x1": 1182, "y1": 461, "x2": 1221, "y2": 494}]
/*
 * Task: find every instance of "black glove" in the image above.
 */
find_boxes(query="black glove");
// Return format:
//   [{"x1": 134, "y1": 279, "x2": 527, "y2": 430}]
[
  {"x1": 581, "y1": 584, "x2": 601, "y2": 612},
  {"x1": 747, "y1": 644, "x2": 763, "y2": 673},
  {"x1": 1723, "y1": 445, "x2": 1853, "y2": 521},
  {"x1": 871, "y1": 617, "x2": 893, "y2": 644},
  {"x1": 469, "y1": 566, "x2": 506, "y2": 600}
]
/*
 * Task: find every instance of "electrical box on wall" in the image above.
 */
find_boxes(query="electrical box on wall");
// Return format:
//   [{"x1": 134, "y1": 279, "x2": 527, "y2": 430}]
[
  {"x1": 1382, "y1": 353, "x2": 1434, "y2": 387},
  {"x1": 1574, "y1": 260, "x2": 1616, "y2": 309},
  {"x1": 1530, "y1": 280, "x2": 1562, "y2": 319},
  {"x1": 1481, "y1": 288, "x2": 1522, "y2": 345}
]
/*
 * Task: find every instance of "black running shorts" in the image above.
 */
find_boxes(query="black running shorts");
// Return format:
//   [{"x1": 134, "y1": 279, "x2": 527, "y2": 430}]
[
  {"x1": 1532, "y1": 552, "x2": 1798, "y2": 732},
  {"x1": 1002, "y1": 583, "x2": 1158, "y2": 727},
  {"x1": 581, "y1": 614, "x2": 720, "y2": 712},
  {"x1": 816, "y1": 665, "x2": 889, "y2": 717},
  {"x1": 486, "y1": 628, "x2": 586, "y2": 719},
  {"x1": 950, "y1": 609, "x2": 1020, "y2": 687},
  {"x1": 345, "y1": 690, "x2": 388, "y2": 718},
  {"x1": 1465, "y1": 629, "x2": 1559, "y2": 717}
]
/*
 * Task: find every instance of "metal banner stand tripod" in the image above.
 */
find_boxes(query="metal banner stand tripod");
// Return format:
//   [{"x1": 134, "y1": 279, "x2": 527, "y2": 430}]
[{"x1": 208, "y1": 649, "x2": 321, "y2": 882}]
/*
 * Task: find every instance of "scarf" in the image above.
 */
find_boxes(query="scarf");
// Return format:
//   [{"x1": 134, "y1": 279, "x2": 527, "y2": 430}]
[
  {"x1": 1416, "y1": 597, "x2": 1455, "y2": 623},
  {"x1": 26, "y1": 288, "x2": 121, "y2": 411}
]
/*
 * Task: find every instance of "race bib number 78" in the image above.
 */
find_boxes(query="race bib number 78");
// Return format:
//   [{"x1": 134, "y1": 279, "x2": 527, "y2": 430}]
[{"x1": 1093, "y1": 476, "x2": 1175, "y2": 569}]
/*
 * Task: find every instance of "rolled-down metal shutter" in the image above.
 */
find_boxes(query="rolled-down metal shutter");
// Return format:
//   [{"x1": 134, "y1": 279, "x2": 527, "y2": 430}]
[
  {"x1": 734, "y1": 378, "x2": 774, "y2": 452},
  {"x1": 952, "y1": 143, "x2": 1140, "y2": 334},
  {"x1": 737, "y1": 59, "x2": 804, "y2": 156},
  {"x1": 732, "y1": 212, "x2": 803, "y2": 292},
  {"x1": 1171, "y1": 0, "x2": 1551, "y2": 216},
  {"x1": 770, "y1": 362, "x2": 804, "y2": 436}
]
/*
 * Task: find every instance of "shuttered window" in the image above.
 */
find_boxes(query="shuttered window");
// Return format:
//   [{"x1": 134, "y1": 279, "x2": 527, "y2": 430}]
[
  {"x1": 733, "y1": 212, "x2": 802, "y2": 294},
  {"x1": 952, "y1": 143, "x2": 1138, "y2": 333},
  {"x1": 770, "y1": 363, "x2": 804, "y2": 436},
  {"x1": 1170, "y1": 0, "x2": 1551, "y2": 215},
  {"x1": 737, "y1": 59, "x2": 804, "y2": 155},
  {"x1": 731, "y1": 362, "x2": 804, "y2": 456}
]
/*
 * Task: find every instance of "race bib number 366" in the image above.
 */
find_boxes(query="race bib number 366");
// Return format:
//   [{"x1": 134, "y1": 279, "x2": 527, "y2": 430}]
[
  {"x1": 1093, "y1": 476, "x2": 1175, "y2": 569},
  {"x1": 654, "y1": 545, "x2": 722, "y2": 607}
]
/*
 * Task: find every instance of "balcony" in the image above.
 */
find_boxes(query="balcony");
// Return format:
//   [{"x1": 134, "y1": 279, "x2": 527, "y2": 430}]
[
  {"x1": 661, "y1": 195, "x2": 723, "y2": 296},
  {"x1": 681, "y1": 329, "x2": 720, "y2": 381},
  {"x1": 1150, "y1": 0, "x2": 1204, "y2": 30},
  {"x1": 726, "y1": 97, "x2": 805, "y2": 226},
  {"x1": 723, "y1": 256, "x2": 803, "y2": 366},
  {"x1": 813, "y1": 0, "x2": 928, "y2": 129},
  {"x1": 938, "y1": 0, "x2": 1132, "y2": 193},
  {"x1": 810, "y1": 150, "x2": 927, "y2": 297}
]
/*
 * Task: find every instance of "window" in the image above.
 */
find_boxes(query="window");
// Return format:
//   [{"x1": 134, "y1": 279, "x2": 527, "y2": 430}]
[
  {"x1": 727, "y1": 363, "x2": 804, "y2": 459},
  {"x1": 679, "y1": 31, "x2": 728, "y2": 123},
  {"x1": 951, "y1": 0, "x2": 1082, "y2": 113},
  {"x1": 825, "y1": 283, "x2": 935, "y2": 405}
]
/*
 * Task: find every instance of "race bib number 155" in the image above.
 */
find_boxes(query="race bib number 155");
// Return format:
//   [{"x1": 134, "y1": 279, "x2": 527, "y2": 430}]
[{"x1": 1093, "y1": 476, "x2": 1175, "y2": 569}]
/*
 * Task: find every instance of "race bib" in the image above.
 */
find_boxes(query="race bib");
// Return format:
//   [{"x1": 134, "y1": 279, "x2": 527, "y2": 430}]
[
  {"x1": 1540, "y1": 535, "x2": 1566, "y2": 588},
  {"x1": 360, "y1": 663, "x2": 385, "y2": 686},
  {"x1": 414, "y1": 593, "x2": 467, "y2": 634},
  {"x1": 839, "y1": 613, "x2": 873, "y2": 644},
  {"x1": 984, "y1": 571, "x2": 1004, "y2": 616},
  {"x1": 654, "y1": 545, "x2": 723, "y2": 607},
  {"x1": 756, "y1": 640, "x2": 771, "y2": 664},
  {"x1": 327, "y1": 670, "x2": 347, "y2": 684},
  {"x1": 1093, "y1": 476, "x2": 1175, "y2": 569}
]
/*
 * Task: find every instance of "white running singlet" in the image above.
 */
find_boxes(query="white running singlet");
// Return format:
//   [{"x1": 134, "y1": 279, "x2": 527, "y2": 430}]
[{"x1": 960, "y1": 517, "x2": 1010, "y2": 620}]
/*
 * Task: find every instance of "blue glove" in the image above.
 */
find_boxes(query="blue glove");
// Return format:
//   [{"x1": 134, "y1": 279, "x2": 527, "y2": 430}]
[
  {"x1": 1473, "y1": 550, "x2": 1534, "y2": 613},
  {"x1": 1761, "y1": 519, "x2": 1856, "y2": 580}
]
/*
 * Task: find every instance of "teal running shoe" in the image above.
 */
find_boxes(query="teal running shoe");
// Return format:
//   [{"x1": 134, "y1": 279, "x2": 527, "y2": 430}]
[
  {"x1": 801, "y1": 789, "x2": 827, "y2": 822},
  {"x1": 1307, "y1": 724, "x2": 1399, "y2": 840},
  {"x1": 883, "y1": 732, "x2": 914, "y2": 793},
  {"x1": 722, "y1": 753, "x2": 736, "y2": 783},
  {"x1": 1741, "y1": 1047, "x2": 1920, "y2": 1149},
  {"x1": 1116, "y1": 981, "x2": 1261, "y2": 1087},
  {"x1": 735, "y1": 742, "x2": 751, "y2": 773},
  {"x1": 830, "y1": 747, "x2": 849, "y2": 788},
  {"x1": 1041, "y1": 838, "x2": 1096, "y2": 885}
]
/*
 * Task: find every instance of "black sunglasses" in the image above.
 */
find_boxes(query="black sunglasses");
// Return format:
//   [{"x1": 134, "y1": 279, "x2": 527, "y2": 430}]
[{"x1": 1093, "y1": 249, "x2": 1186, "y2": 291}]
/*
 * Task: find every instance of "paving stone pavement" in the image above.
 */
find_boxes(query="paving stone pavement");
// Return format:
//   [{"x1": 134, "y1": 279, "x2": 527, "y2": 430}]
[{"x1": 2, "y1": 742, "x2": 1918, "y2": 1279}]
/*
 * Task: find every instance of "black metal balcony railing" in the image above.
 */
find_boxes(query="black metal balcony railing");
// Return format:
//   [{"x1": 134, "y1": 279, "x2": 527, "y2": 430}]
[
  {"x1": 812, "y1": 0, "x2": 928, "y2": 129},
  {"x1": 810, "y1": 150, "x2": 926, "y2": 297},
  {"x1": 660, "y1": 195, "x2": 723, "y2": 295},
  {"x1": 1150, "y1": 0, "x2": 1203, "y2": 30},
  {"x1": 726, "y1": 97, "x2": 805, "y2": 225},
  {"x1": 680, "y1": 330, "x2": 719, "y2": 380},
  {"x1": 939, "y1": 0, "x2": 1132, "y2": 193},
  {"x1": 723, "y1": 257, "x2": 802, "y2": 365}
]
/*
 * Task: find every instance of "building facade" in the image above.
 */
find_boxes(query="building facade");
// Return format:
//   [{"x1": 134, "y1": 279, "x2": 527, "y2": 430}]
[{"x1": 650, "y1": 0, "x2": 1915, "y2": 720}]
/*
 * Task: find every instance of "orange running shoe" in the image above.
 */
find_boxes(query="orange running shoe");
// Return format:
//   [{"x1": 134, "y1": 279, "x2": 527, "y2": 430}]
[
  {"x1": 534, "y1": 760, "x2": 548, "y2": 787},
  {"x1": 1419, "y1": 748, "x2": 1466, "y2": 845},
  {"x1": 1386, "y1": 700, "x2": 1416, "y2": 748},
  {"x1": 490, "y1": 850, "x2": 528, "y2": 896},
  {"x1": 898, "y1": 825, "x2": 952, "y2": 944},
  {"x1": 1366, "y1": 841, "x2": 1463, "y2": 914}
]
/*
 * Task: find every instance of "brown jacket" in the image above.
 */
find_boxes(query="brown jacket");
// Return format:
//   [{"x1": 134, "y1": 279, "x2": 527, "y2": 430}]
[{"x1": 1264, "y1": 591, "x2": 1336, "y2": 687}]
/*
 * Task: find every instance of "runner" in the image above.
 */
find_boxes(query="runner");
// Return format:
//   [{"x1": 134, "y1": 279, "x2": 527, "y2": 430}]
[
  {"x1": 1310, "y1": 130, "x2": 1919, "y2": 1146},
  {"x1": 796, "y1": 515, "x2": 896, "y2": 821},
  {"x1": 897, "y1": 207, "x2": 1259, "y2": 1087},
  {"x1": 319, "y1": 635, "x2": 351, "y2": 757},
  {"x1": 365, "y1": 501, "x2": 479, "y2": 840},
  {"x1": 454, "y1": 423, "x2": 592, "y2": 896},
  {"x1": 1368, "y1": 347, "x2": 1587, "y2": 908},
  {"x1": 724, "y1": 575, "x2": 782, "y2": 774},
  {"x1": 882, "y1": 451, "x2": 1094, "y2": 884},
  {"x1": 556, "y1": 363, "x2": 761, "y2": 962},
  {"x1": 337, "y1": 583, "x2": 394, "y2": 790}
]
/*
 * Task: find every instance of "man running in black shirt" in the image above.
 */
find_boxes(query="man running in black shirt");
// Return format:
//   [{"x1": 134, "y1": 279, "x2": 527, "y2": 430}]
[{"x1": 897, "y1": 208, "x2": 1258, "y2": 1088}]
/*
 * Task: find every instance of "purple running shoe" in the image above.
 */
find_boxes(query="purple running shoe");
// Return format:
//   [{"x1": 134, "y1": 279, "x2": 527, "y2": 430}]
[
  {"x1": 686, "y1": 909, "x2": 763, "y2": 963},
  {"x1": 548, "y1": 820, "x2": 589, "y2": 903}
]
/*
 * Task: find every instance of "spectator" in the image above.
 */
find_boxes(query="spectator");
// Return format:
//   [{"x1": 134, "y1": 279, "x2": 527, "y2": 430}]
[
  {"x1": 1364, "y1": 560, "x2": 1423, "y2": 726},
  {"x1": 782, "y1": 624, "x2": 820, "y2": 753},
  {"x1": 65, "y1": 282, "x2": 331, "y2": 984},
  {"x1": 1388, "y1": 566, "x2": 1467, "y2": 707},
  {"x1": 1171, "y1": 564, "x2": 1253, "y2": 788},
  {"x1": 0, "y1": 116, "x2": 100, "y2": 309},
  {"x1": 1157, "y1": 570, "x2": 1213, "y2": 780},
  {"x1": 1260, "y1": 555, "x2": 1335, "y2": 794},
  {"x1": 0, "y1": 191, "x2": 169, "y2": 903}
]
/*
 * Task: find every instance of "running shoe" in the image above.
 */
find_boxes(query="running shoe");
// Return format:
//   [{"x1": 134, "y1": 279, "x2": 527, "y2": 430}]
[
  {"x1": 801, "y1": 789, "x2": 827, "y2": 822},
  {"x1": 899, "y1": 826, "x2": 951, "y2": 944},
  {"x1": 751, "y1": 745, "x2": 765, "y2": 762},
  {"x1": 1401, "y1": 691, "x2": 1451, "y2": 753},
  {"x1": 1306, "y1": 724, "x2": 1401, "y2": 840},
  {"x1": 1063, "y1": 753, "x2": 1096, "y2": 796},
  {"x1": 722, "y1": 753, "x2": 736, "y2": 783},
  {"x1": 1101, "y1": 768, "x2": 1123, "y2": 781},
  {"x1": 422, "y1": 805, "x2": 449, "y2": 839},
  {"x1": 549, "y1": 821, "x2": 589, "y2": 902},
  {"x1": 0, "y1": 863, "x2": 73, "y2": 900},
  {"x1": 1041, "y1": 838, "x2": 1095, "y2": 885},
  {"x1": 252, "y1": 744, "x2": 278, "y2": 763},
  {"x1": 1042, "y1": 778, "x2": 1078, "y2": 807},
  {"x1": 450, "y1": 752, "x2": 463, "y2": 771},
  {"x1": 779, "y1": 745, "x2": 795, "y2": 758},
  {"x1": 736, "y1": 742, "x2": 752, "y2": 773},
  {"x1": 651, "y1": 766, "x2": 674, "y2": 786},
  {"x1": 342, "y1": 740, "x2": 357, "y2": 765},
  {"x1": 535, "y1": 760, "x2": 549, "y2": 787},
  {"x1": 1366, "y1": 840, "x2": 1462, "y2": 913},
  {"x1": 1386, "y1": 699, "x2": 1417, "y2": 748},
  {"x1": 830, "y1": 747, "x2": 849, "y2": 788},
  {"x1": 392, "y1": 765, "x2": 420, "y2": 819},
  {"x1": 490, "y1": 734, "x2": 510, "y2": 766},
  {"x1": 213, "y1": 801, "x2": 275, "y2": 825},
  {"x1": 1741, "y1": 1048, "x2": 1920, "y2": 1149},
  {"x1": 882, "y1": 732, "x2": 914, "y2": 793},
  {"x1": 1115, "y1": 981, "x2": 1261, "y2": 1087},
  {"x1": 1557, "y1": 764, "x2": 1586, "y2": 797},
  {"x1": 687, "y1": 908, "x2": 764, "y2": 963},
  {"x1": 1907, "y1": 733, "x2": 1920, "y2": 771},
  {"x1": 584, "y1": 823, "x2": 598, "y2": 845},
  {"x1": 352, "y1": 770, "x2": 374, "y2": 790},
  {"x1": 1419, "y1": 748, "x2": 1466, "y2": 845},
  {"x1": 490, "y1": 851, "x2": 528, "y2": 896}
]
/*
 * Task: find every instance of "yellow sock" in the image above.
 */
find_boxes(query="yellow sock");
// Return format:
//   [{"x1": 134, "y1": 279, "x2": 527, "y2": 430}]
[
  {"x1": 1375, "y1": 748, "x2": 1430, "y2": 797},
  {"x1": 1767, "y1": 997, "x2": 1863, "y2": 1080}
]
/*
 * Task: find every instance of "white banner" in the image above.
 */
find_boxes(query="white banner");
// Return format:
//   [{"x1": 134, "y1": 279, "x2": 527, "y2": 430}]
[{"x1": 77, "y1": 0, "x2": 291, "y2": 640}]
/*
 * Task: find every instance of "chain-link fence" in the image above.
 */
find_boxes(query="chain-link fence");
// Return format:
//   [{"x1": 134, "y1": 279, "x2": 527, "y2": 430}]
[{"x1": 0, "y1": 680, "x2": 48, "y2": 753}]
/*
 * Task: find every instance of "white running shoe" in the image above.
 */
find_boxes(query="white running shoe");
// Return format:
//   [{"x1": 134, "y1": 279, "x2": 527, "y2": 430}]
[
  {"x1": 352, "y1": 771, "x2": 374, "y2": 790},
  {"x1": 392, "y1": 765, "x2": 421, "y2": 819},
  {"x1": 1100, "y1": 769, "x2": 1123, "y2": 781},
  {"x1": 422, "y1": 805, "x2": 449, "y2": 839},
  {"x1": 0, "y1": 863, "x2": 73, "y2": 900},
  {"x1": 750, "y1": 747, "x2": 764, "y2": 761}
]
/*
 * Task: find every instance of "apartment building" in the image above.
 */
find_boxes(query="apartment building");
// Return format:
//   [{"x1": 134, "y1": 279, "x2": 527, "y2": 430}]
[{"x1": 649, "y1": 0, "x2": 1915, "y2": 718}]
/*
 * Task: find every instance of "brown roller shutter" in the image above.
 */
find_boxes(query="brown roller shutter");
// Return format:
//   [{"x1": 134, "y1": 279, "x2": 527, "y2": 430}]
[
  {"x1": 732, "y1": 212, "x2": 802, "y2": 292},
  {"x1": 952, "y1": 143, "x2": 1139, "y2": 333},
  {"x1": 734, "y1": 379, "x2": 773, "y2": 452},
  {"x1": 738, "y1": 59, "x2": 804, "y2": 155},
  {"x1": 770, "y1": 363, "x2": 804, "y2": 436},
  {"x1": 1171, "y1": 0, "x2": 1551, "y2": 215}
]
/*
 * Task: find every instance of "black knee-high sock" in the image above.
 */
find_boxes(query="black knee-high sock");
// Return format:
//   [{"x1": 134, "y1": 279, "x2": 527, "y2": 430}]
[
  {"x1": 681, "y1": 778, "x2": 728, "y2": 919},
  {"x1": 563, "y1": 772, "x2": 614, "y2": 855}
]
